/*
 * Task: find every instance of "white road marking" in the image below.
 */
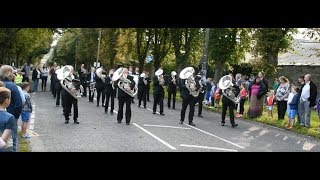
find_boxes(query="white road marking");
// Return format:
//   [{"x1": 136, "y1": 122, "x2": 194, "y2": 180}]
[
  {"x1": 243, "y1": 126, "x2": 261, "y2": 137},
  {"x1": 248, "y1": 126, "x2": 260, "y2": 131},
  {"x1": 143, "y1": 124, "x2": 191, "y2": 130},
  {"x1": 29, "y1": 125, "x2": 34, "y2": 130},
  {"x1": 180, "y1": 144, "x2": 238, "y2": 152},
  {"x1": 302, "y1": 141, "x2": 316, "y2": 151},
  {"x1": 146, "y1": 107, "x2": 160, "y2": 114},
  {"x1": 107, "y1": 107, "x2": 118, "y2": 114},
  {"x1": 31, "y1": 114, "x2": 35, "y2": 118},
  {"x1": 29, "y1": 118, "x2": 34, "y2": 125},
  {"x1": 133, "y1": 123, "x2": 176, "y2": 150},
  {"x1": 27, "y1": 129, "x2": 40, "y2": 136},
  {"x1": 184, "y1": 123, "x2": 245, "y2": 149},
  {"x1": 283, "y1": 136, "x2": 288, "y2": 141},
  {"x1": 258, "y1": 130, "x2": 269, "y2": 136},
  {"x1": 276, "y1": 134, "x2": 280, "y2": 137},
  {"x1": 297, "y1": 140, "x2": 301, "y2": 144}
]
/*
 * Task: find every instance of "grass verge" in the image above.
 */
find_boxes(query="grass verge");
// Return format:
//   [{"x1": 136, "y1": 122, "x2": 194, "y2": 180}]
[
  {"x1": 150, "y1": 85, "x2": 320, "y2": 139},
  {"x1": 18, "y1": 131, "x2": 31, "y2": 152}
]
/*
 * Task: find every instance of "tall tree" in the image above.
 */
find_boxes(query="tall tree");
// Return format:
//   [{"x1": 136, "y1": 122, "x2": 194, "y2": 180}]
[
  {"x1": 170, "y1": 28, "x2": 201, "y2": 72},
  {"x1": 209, "y1": 28, "x2": 250, "y2": 83},
  {"x1": 151, "y1": 28, "x2": 171, "y2": 71},
  {"x1": 252, "y1": 28, "x2": 296, "y2": 84},
  {"x1": 136, "y1": 28, "x2": 153, "y2": 73}
]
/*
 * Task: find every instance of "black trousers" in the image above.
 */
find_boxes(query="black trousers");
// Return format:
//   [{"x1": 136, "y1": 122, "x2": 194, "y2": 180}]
[
  {"x1": 239, "y1": 99, "x2": 245, "y2": 115},
  {"x1": 167, "y1": 90, "x2": 176, "y2": 109},
  {"x1": 222, "y1": 99, "x2": 236, "y2": 125},
  {"x1": 81, "y1": 82, "x2": 87, "y2": 97},
  {"x1": 96, "y1": 88, "x2": 104, "y2": 106},
  {"x1": 138, "y1": 90, "x2": 147, "y2": 108},
  {"x1": 198, "y1": 92, "x2": 205, "y2": 116},
  {"x1": 153, "y1": 94, "x2": 164, "y2": 113},
  {"x1": 23, "y1": 77, "x2": 29, "y2": 83},
  {"x1": 52, "y1": 84, "x2": 56, "y2": 98},
  {"x1": 180, "y1": 96, "x2": 197, "y2": 123},
  {"x1": 146, "y1": 88, "x2": 150, "y2": 101},
  {"x1": 89, "y1": 88, "x2": 95, "y2": 102},
  {"x1": 277, "y1": 100, "x2": 287, "y2": 120},
  {"x1": 41, "y1": 76, "x2": 47, "y2": 91},
  {"x1": 117, "y1": 97, "x2": 132, "y2": 123},
  {"x1": 105, "y1": 90, "x2": 114, "y2": 112},
  {"x1": 56, "y1": 89, "x2": 61, "y2": 106},
  {"x1": 63, "y1": 91, "x2": 78, "y2": 121}
]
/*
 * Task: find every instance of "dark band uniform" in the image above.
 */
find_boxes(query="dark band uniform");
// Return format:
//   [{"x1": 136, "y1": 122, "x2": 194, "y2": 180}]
[
  {"x1": 219, "y1": 82, "x2": 240, "y2": 127},
  {"x1": 104, "y1": 74, "x2": 115, "y2": 114},
  {"x1": 179, "y1": 78, "x2": 200, "y2": 126},
  {"x1": 167, "y1": 75, "x2": 177, "y2": 109},
  {"x1": 62, "y1": 74, "x2": 80, "y2": 124},
  {"x1": 138, "y1": 76, "x2": 149, "y2": 108},
  {"x1": 153, "y1": 76, "x2": 165, "y2": 115},
  {"x1": 116, "y1": 75, "x2": 135, "y2": 124}
]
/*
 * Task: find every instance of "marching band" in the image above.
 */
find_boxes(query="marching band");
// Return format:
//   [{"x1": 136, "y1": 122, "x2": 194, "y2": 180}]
[{"x1": 52, "y1": 64, "x2": 239, "y2": 128}]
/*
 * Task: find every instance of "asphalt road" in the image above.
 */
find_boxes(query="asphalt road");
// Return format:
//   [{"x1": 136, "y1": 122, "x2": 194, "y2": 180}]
[{"x1": 27, "y1": 85, "x2": 320, "y2": 152}]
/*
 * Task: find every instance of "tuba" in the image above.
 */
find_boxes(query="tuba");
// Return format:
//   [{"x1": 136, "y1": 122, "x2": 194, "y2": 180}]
[
  {"x1": 140, "y1": 73, "x2": 148, "y2": 85},
  {"x1": 218, "y1": 75, "x2": 240, "y2": 104},
  {"x1": 95, "y1": 67, "x2": 106, "y2": 83},
  {"x1": 112, "y1": 67, "x2": 138, "y2": 97},
  {"x1": 56, "y1": 65, "x2": 84, "y2": 99},
  {"x1": 155, "y1": 68, "x2": 165, "y2": 88},
  {"x1": 179, "y1": 67, "x2": 200, "y2": 98}
]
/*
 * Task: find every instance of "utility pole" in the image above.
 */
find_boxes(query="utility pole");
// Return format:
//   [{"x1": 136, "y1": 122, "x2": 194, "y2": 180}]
[
  {"x1": 96, "y1": 28, "x2": 102, "y2": 68},
  {"x1": 201, "y1": 28, "x2": 210, "y2": 77}
]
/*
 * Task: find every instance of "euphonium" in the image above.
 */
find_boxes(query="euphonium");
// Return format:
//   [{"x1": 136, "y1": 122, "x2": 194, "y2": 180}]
[
  {"x1": 112, "y1": 67, "x2": 138, "y2": 97},
  {"x1": 155, "y1": 68, "x2": 165, "y2": 88},
  {"x1": 56, "y1": 65, "x2": 83, "y2": 99},
  {"x1": 218, "y1": 75, "x2": 240, "y2": 104},
  {"x1": 179, "y1": 67, "x2": 200, "y2": 98}
]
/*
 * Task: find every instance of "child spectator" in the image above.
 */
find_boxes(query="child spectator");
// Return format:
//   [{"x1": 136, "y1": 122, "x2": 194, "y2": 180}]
[
  {"x1": 21, "y1": 82, "x2": 32, "y2": 138},
  {"x1": 266, "y1": 90, "x2": 275, "y2": 117},
  {"x1": 0, "y1": 87, "x2": 15, "y2": 152},
  {"x1": 237, "y1": 83, "x2": 247, "y2": 117},
  {"x1": 286, "y1": 86, "x2": 299, "y2": 129},
  {"x1": 210, "y1": 80, "x2": 217, "y2": 107},
  {"x1": 214, "y1": 86, "x2": 221, "y2": 108}
]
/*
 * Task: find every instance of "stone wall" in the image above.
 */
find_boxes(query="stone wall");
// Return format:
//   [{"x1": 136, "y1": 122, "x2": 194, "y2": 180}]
[{"x1": 279, "y1": 65, "x2": 320, "y2": 99}]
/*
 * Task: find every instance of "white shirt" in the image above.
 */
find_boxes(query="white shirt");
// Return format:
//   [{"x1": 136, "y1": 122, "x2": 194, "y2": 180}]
[
  {"x1": 90, "y1": 72, "x2": 95, "y2": 82},
  {"x1": 287, "y1": 92, "x2": 294, "y2": 105},
  {"x1": 301, "y1": 81, "x2": 310, "y2": 101}
]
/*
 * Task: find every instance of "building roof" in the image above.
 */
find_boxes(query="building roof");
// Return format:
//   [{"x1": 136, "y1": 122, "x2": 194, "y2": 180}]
[{"x1": 278, "y1": 39, "x2": 320, "y2": 66}]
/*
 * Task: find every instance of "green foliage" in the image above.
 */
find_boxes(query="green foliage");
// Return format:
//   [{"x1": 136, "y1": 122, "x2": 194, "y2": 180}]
[
  {"x1": 170, "y1": 28, "x2": 203, "y2": 71},
  {"x1": 208, "y1": 28, "x2": 251, "y2": 82},
  {"x1": 0, "y1": 28, "x2": 53, "y2": 67},
  {"x1": 304, "y1": 28, "x2": 320, "y2": 41},
  {"x1": 251, "y1": 28, "x2": 297, "y2": 79}
]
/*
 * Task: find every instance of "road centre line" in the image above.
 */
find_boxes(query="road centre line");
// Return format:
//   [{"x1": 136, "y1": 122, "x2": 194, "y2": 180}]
[
  {"x1": 180, "y1": 144, "x2": 238, "y2": 152},
  {"x1": 133, "y1": 123, "x2": 176, "y2": 150},
  {"x1": 184, "y1": 123, "x2": 245, "y2": 149}
]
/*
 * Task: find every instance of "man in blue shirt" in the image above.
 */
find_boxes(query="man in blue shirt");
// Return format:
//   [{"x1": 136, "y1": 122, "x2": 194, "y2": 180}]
[{"x1": 0, "y1": 65, "x2": 23, "y2": 152}]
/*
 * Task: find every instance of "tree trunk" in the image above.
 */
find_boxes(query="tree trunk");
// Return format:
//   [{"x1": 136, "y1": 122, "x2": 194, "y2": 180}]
[
  {"x1": 214, "y1": 57, "x2": 224, "y2": 84},
  {"x1": 266, "y1": 51, "x2": 279, "y2": 89}
]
